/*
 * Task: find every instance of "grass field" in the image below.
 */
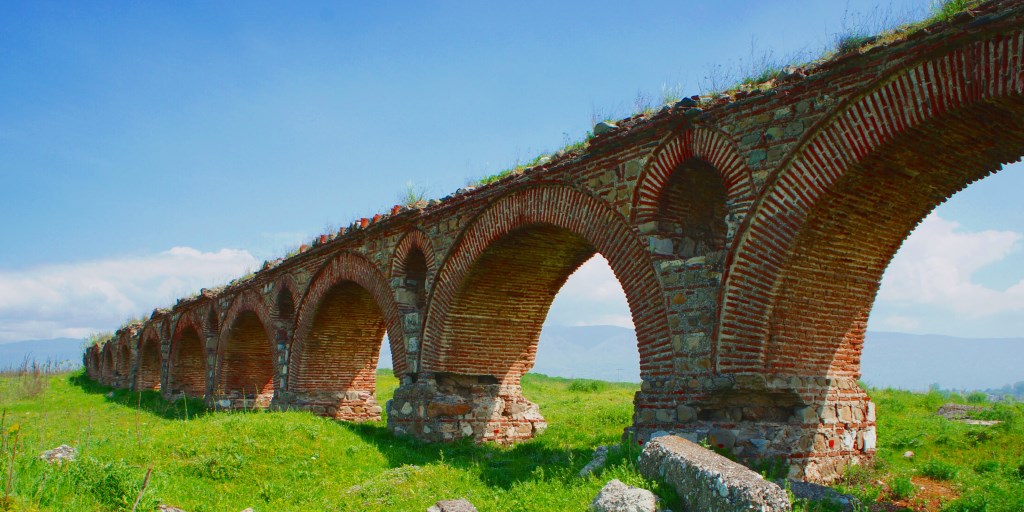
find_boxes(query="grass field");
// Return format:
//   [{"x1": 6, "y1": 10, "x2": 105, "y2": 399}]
[{"x1": 0, "y1": 371, "x2": 1022, "y2": 511}]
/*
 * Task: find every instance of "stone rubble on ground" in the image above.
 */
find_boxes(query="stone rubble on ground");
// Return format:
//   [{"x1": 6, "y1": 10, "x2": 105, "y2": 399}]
[
  {"x1": 579, "y1": 445, "x2": 610, "y2": 477},
  {"x1": 638, "y1": 435, "x2": 791, "y2": 511},
  {"x1": 157, "y1": 506, "x2": 187, "y2": 512},
  {"x1": 590, "y1": 479, "x2": 660, "y2": 512},
  {"x1": 427, "y1": 498, "x2": 478, "y2": 512},
  {"x1": 38, "y1": 444, "x2": 76, "y2": 464},
  {"x1": 936, "y1": 403, "x2": 1002, "y2": 426},
  {"x1": 781, "y1": 480, "x2": 861, "y2": 511}
]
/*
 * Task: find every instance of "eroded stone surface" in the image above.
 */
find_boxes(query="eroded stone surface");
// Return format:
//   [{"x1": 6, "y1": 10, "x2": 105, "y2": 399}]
[
  {"x1": 590, "y1": 479, "x2": 659, "y2": 512},
  {"x1": 638, "y1": 436, "x2": 790, "y2": 511}
]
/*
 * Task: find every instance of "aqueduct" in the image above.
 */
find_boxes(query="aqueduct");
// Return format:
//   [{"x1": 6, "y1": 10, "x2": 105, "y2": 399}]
[{"x1": 84, "y1": 1, "x2": 1024, "y2": 482}]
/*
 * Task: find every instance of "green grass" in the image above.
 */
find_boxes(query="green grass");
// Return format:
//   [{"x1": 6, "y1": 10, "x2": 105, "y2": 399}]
[
  {"x1": 0, "y1": 371, "x2": 675, "y2": 511},
  {"x1": 833, "y1": 388, "x2": 1024, "y2": 511},
  {"x1": 3, "y1": 373, "x2": 1023, "y2": 511}
]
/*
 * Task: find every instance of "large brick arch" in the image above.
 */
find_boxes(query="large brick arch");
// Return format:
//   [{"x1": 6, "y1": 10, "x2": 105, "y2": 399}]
[
  {"x1": 634, "y1": 127, "x2": 756, "y2": 226},
  {"x1": 289, "y1": 251, "x2": 406, "y2": 412},
  {"x1": 215, "y1": 290, "x2": 278, "y2": 407},
  {"x1": 420, "y1": 185, "x2": 671, "y2": 381},
  {"x1": 718, "y1": 30, "x2": 1024, "y2": 375},
  {"x1": 135, "y1": 323, "x2": 162, "y2": 391},
  {"x1": 167, "y1": 310, "x2": 207, "y2": 397}
]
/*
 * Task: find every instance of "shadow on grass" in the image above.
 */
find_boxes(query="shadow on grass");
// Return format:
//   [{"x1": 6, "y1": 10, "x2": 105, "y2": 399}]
[
  {"x1": 69, "y1": 373, "x2": 210, "y2": 421},
  {"x1": 338, "y1": 420, "x2": 621, "y2": 491}
]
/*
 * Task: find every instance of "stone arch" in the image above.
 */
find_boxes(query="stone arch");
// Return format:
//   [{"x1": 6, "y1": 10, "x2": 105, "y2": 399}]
[
  {"x1": 135, "y1": 323, "x2": 163, "y2": 391},
  {"x1": 421, "y1": 184, "x2": 671, "y2": 382},
  {"x1": 288, "y1": 252, "x2": 404, "y2": 420},
  {"x1": 634, "y1": 127, "x2": 756, "y2": 231},
  {"x1": 718, "y1": 30, "x2": 1024, "y2": 376},
  {"x1": 167, "y1": 310, "x2": 207, "y2": 398},
  {"x1": 215, "y1": 290, "x2": 278, "y2": 408}
]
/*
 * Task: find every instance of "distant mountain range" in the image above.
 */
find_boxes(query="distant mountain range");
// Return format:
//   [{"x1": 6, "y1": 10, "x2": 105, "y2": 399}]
[
  {"x1": 7, "y1": 328, "x2": 1021, "y2": 392},
  {"x1": 0, "y1": 338, "x2": 84, "y2": 370},
  {"x1": 382, "y1": 325, "x2": 1023, "y2": 391}
]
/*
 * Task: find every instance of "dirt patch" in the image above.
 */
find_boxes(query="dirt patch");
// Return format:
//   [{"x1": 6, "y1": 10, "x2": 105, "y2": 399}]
[{"x1": 869, "y1": 476, "x2": 959, "y2": 511}]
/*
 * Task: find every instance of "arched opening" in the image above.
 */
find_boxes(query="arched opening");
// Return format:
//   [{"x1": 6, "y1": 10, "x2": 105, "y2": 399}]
[
  {"x1": 206, "y1": 307, "x2": 219, "y2": 333},
  {"x1": 101, "y1": 347, "x2": 114, "y2": 385},
  {"x1": 169, "y1": 326, "x2": 207, "y2": 398},
  {"x1": 116, "y1": 343, "x2": 131, "y2": 387},
  {"x1": 400, "y1": 248, "x2": 428, "y2": 310},
  {"x1": 290, "y1": 281, "x2": 385, "y2": 420},
  {"x1": 276, "y1": 288, "x2": 295, "y2": 322},
  {"x1": 217, "y1": 311, "x2": 275, "y2": 408},
  {"x1": 538, "y1": 254, "x2": 638, "y2": 382},
  {"x1": 651, "y1": 159, "x2": 729, "y2": 257},
  {"x1": 136, "y1": 335, "x2": 162, "y2": 391},
  {"x1": 438, "y1": 224, "x2": 595, "y2": 382}
]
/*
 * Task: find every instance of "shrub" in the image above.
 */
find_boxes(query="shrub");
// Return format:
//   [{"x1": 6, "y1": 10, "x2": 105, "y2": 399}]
[
  {"x1": 567, "y1": 380, "x2": 606, "y2": 393},
  {"x1": 920, "y1": 460, "x2": 959, "y2": 481},
  {"x1": 966, "y1": 391, "x2": 988, "y2": 404},
  {"x1": 890, "y1": 476, "x2": 916, "y2": 500}
]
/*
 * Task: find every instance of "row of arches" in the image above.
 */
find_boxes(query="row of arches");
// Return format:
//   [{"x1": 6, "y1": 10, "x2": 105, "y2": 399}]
[{"x1": 82, "y1": 24, "x2": 1022, "y2": 481}]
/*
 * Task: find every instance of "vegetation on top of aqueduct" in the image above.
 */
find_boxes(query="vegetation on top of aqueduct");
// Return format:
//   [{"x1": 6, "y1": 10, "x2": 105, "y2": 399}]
[{"x1": 2, "y1": 371, "x2": 1023, "y2": 511}]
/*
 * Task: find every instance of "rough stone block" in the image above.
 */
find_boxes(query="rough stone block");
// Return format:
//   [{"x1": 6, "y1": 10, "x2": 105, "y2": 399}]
[{"x1": 638, "y1": 435, "x2": 790, "y2": 511}]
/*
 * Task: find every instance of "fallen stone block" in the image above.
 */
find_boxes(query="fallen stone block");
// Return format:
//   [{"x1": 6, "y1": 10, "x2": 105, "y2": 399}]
[
  {"x1": 427, "y1": 498, "x2": 478, "y2": 512},
  {"x1": 39, "y1": 444, "x2": 77, "y2": 464},
  {"x1": 638, "y1": 435, "x2": 790, "y2": 511},
  {"x1": 590, "y1": 479, "x2": 659, "y2": 512},
  {"x1": 782, "y1": 480, "x2": 860, "y2": 511},
  {"x1": 579, "y1": 445, "x2": 610, "y2": 477}
]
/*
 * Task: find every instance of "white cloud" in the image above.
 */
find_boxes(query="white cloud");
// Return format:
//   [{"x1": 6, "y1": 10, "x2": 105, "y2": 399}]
[
  {"x1": 876, "y1": 214, "x2": 1024, "y2": 318},
  {"x1": 0, "y1": 247, "x2": 257, "y2": 343},
  {"x1": 546, "y1": 255, "x2": 634, "y2": 328}
]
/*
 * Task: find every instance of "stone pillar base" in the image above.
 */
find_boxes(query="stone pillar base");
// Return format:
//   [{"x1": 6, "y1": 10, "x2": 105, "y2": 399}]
[
  {"x1": 387, "y1": 373, "x2": 547, "y2": 443},
  {"x1": 211, "y1": 391, "x2": 274, "y2": 410},
  {"x1": 287, "y1": 390, "x2": 382, "y2": 421},
  {"x1": 628, "y1": 375, "x2": 875, "y2": 483}
]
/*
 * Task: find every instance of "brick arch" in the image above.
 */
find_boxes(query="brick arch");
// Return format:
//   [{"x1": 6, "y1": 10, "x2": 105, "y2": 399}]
[
  {"x1": 391, "y1": 229, "x2": 438, "y2": 280},
  {"x1": 167, "y1": 310, "x2": 207, "y2": 397},
  {"x1": 634, "y1": 127, "x2": 756, "y2": 225},
  {"x1": 115, "y1": 332, "x2": 132, "y2": 387},
  {"x1": 101, "y1": 343, "x2": 115, "y2": 385},
  {"x1": 84, "y1": 345, "x2": 98, "y2": 380},
  {"x1": 420, "y1": 184, "x2": 671, "y2": 382},
  {"x1": 288, "y1": 251, "x2": 405, "y2": 420},
  {"x1": 215, "y1": 290, "x2": 278, "y2": 408},
  {"x1": 135, "y1": 324, "x2": 163, "y2": 391},
  {"x1": 718, "y1": 31, "x2": 1024, "y2": 375}
]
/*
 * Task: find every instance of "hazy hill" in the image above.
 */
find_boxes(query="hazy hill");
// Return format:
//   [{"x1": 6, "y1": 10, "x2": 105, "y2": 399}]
[
  {"x1": 8, "y1": 328, "x2": 1021, "y2": 391},
  {"x1": 861, "y1": 331, "x2": 1024, "y2": 391},
  {"x1": 0, "y1": 338, "x2": 84, "y2": 369}
]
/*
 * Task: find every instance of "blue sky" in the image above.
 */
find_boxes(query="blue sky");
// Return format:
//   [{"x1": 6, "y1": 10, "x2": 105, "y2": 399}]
[{"x1": 0, "y1": 1, "x2": 1021, "y2": 342}]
